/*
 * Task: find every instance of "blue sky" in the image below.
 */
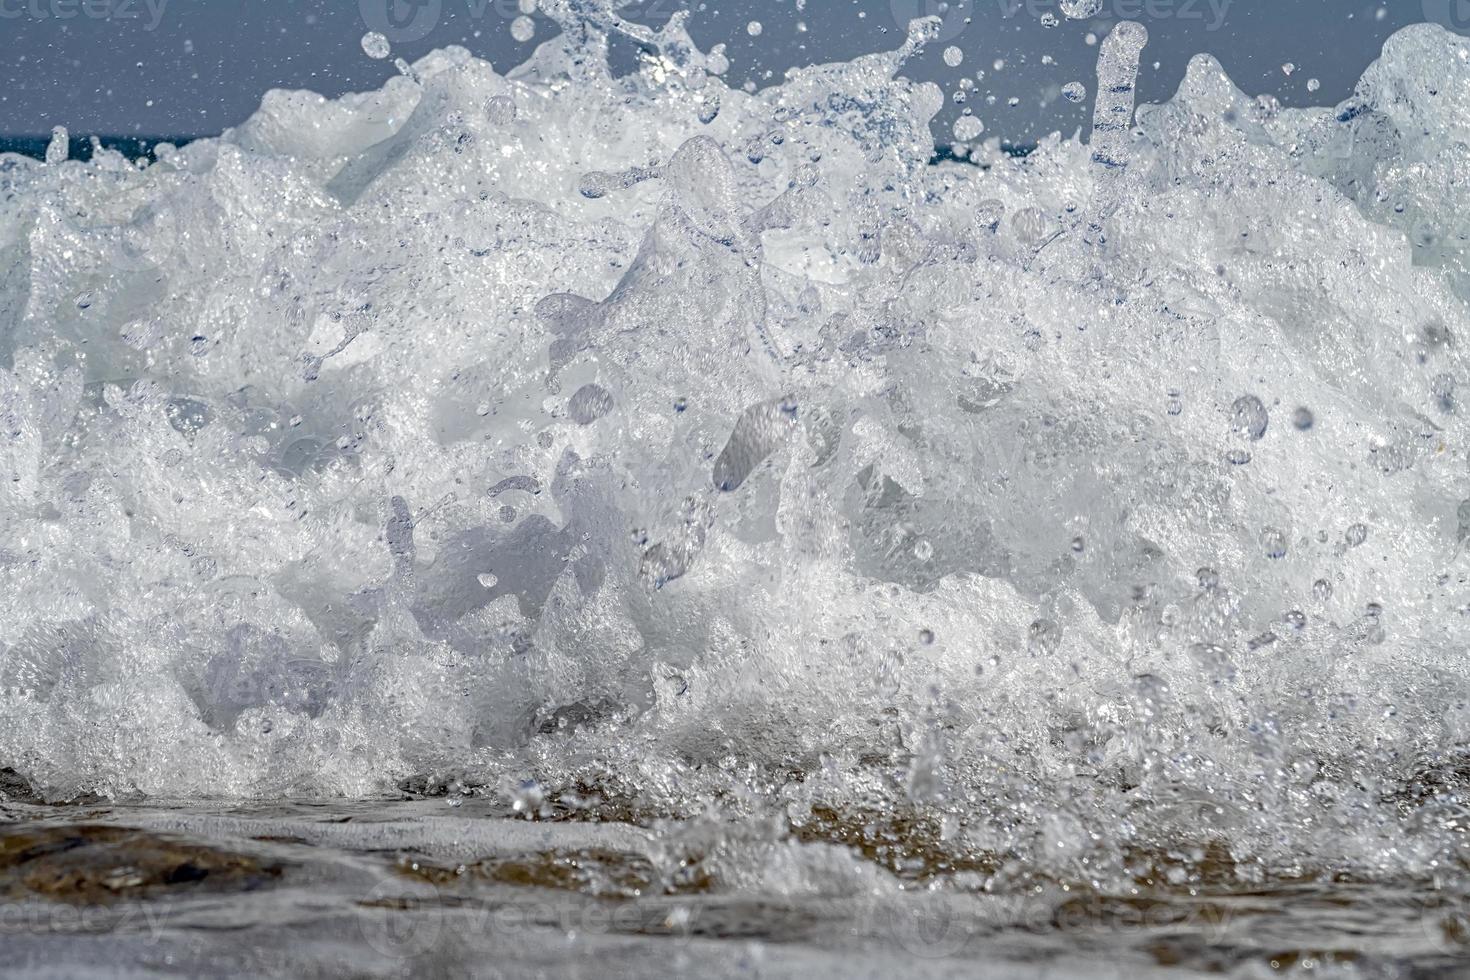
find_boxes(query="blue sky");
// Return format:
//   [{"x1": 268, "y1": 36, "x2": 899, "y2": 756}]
[{"x1": 0, "y1": 1, "x2": 1460, "y2": 143}]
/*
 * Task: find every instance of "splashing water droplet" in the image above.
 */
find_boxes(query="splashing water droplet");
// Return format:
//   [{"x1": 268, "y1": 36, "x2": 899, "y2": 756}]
[
  {"x1": 1011, "y1": 207, "x2": 1050, "y2": 245},
  {"x1": 361, "y1": 32, "x2": 390, "y2": 60},
  {"x1": 1090, "y1": 21, "x2": 1148, "y2": 173},
  {"x1": 511, "y1": 779, "x2": 544, "y2": 817},
  {"x1": 1432, "y1": 372, "x2": 1456, "y2": 409},
  {"x1": 45, "y1": 126, "x2": 68, "y2": 165},
  {"x1": 1061, "y1": 0, "x2": 1104, "y2": 18},
  {"x1": 1189, "y1": 642, "x2": 1235, "y2": 680},
  {"x1": 1231, "y1": 395, "x2": 1269, "y2": 442},
  {"x1": 953, "y1": 116, "x2": 984, "y2": 141},
  {"x1": 874, "y1": 647, "x2": 903, "y2": 698},
  {"x1": 568, "y1": 383, "x2": 614, "y2": 425},
  {"x1": 976, "y1": 199, "x2": 1005, "y2": 231},
  {"x1": 1028, "y1": 619, "x2": 1063, "y2": 657},
  {"x1": 486, "y1": 95, "x2": 517, "y2": 126}
]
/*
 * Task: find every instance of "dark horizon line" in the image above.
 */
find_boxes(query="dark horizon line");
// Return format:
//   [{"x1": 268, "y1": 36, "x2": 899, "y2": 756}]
[
  {"x1": 2, "y1": 133, "x2": 1043, "y2": 166},
  {"x1": 0, "y1": 133, "x2": 201, "y2": 162}
]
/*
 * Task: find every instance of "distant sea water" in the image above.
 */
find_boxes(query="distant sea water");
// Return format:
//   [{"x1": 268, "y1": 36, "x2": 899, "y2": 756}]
[{"x1": 0, "y1": 135, "x2": 193, "y2": 163}]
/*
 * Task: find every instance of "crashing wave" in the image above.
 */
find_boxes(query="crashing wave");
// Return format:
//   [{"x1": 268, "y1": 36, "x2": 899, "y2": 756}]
[{"x1": 2, "y1": 5, "x2": 1469, "y2": 890}]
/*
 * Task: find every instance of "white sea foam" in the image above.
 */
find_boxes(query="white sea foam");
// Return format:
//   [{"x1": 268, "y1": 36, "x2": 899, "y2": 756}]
[{"x1": 2, "y1": 7, "x2": 1469, "y2": 887}]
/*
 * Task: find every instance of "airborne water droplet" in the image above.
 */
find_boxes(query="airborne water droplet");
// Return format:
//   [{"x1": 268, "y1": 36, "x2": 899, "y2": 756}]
[
  {"x1": 45, "y1": 126, "x2": 69, "y2": 165},
  {"x1": 1231, "y1": 395, "x2": 1269, "y2": 442},
  {"x1": 1060, "y1": 0, "x2": 1104, "y2": 18},
  {"x1": 511, "y1": 16, "x2": 536, "y2": 42},
  {"x1": 1011, "y1": 208, "x2": 1050, "y2": 246},
  {"x1": 953, "y1": 116, "x2": 984, "y2": 141},
  {"x1": 361, "y1": 32, "x2": 390, "y2": 60}
]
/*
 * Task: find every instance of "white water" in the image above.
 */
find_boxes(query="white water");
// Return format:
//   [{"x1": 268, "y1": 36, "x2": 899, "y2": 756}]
[{"x1": 2, "y1": 6, "x2": 1469, "y2": 895}]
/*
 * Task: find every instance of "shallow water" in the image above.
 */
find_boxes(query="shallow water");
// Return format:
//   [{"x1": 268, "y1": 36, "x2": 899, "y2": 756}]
[
  {"x1": 0, "y1": 799, "x2": 1465, "y2": 978},
  {"x1": 4, "y1": 1, "x2": 1470, "y2": 975}
]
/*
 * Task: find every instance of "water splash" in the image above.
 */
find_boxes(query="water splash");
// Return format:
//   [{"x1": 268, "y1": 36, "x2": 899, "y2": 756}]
[{"x1": 1, "y1": 11, "x2": 1469, "y2": 902}]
